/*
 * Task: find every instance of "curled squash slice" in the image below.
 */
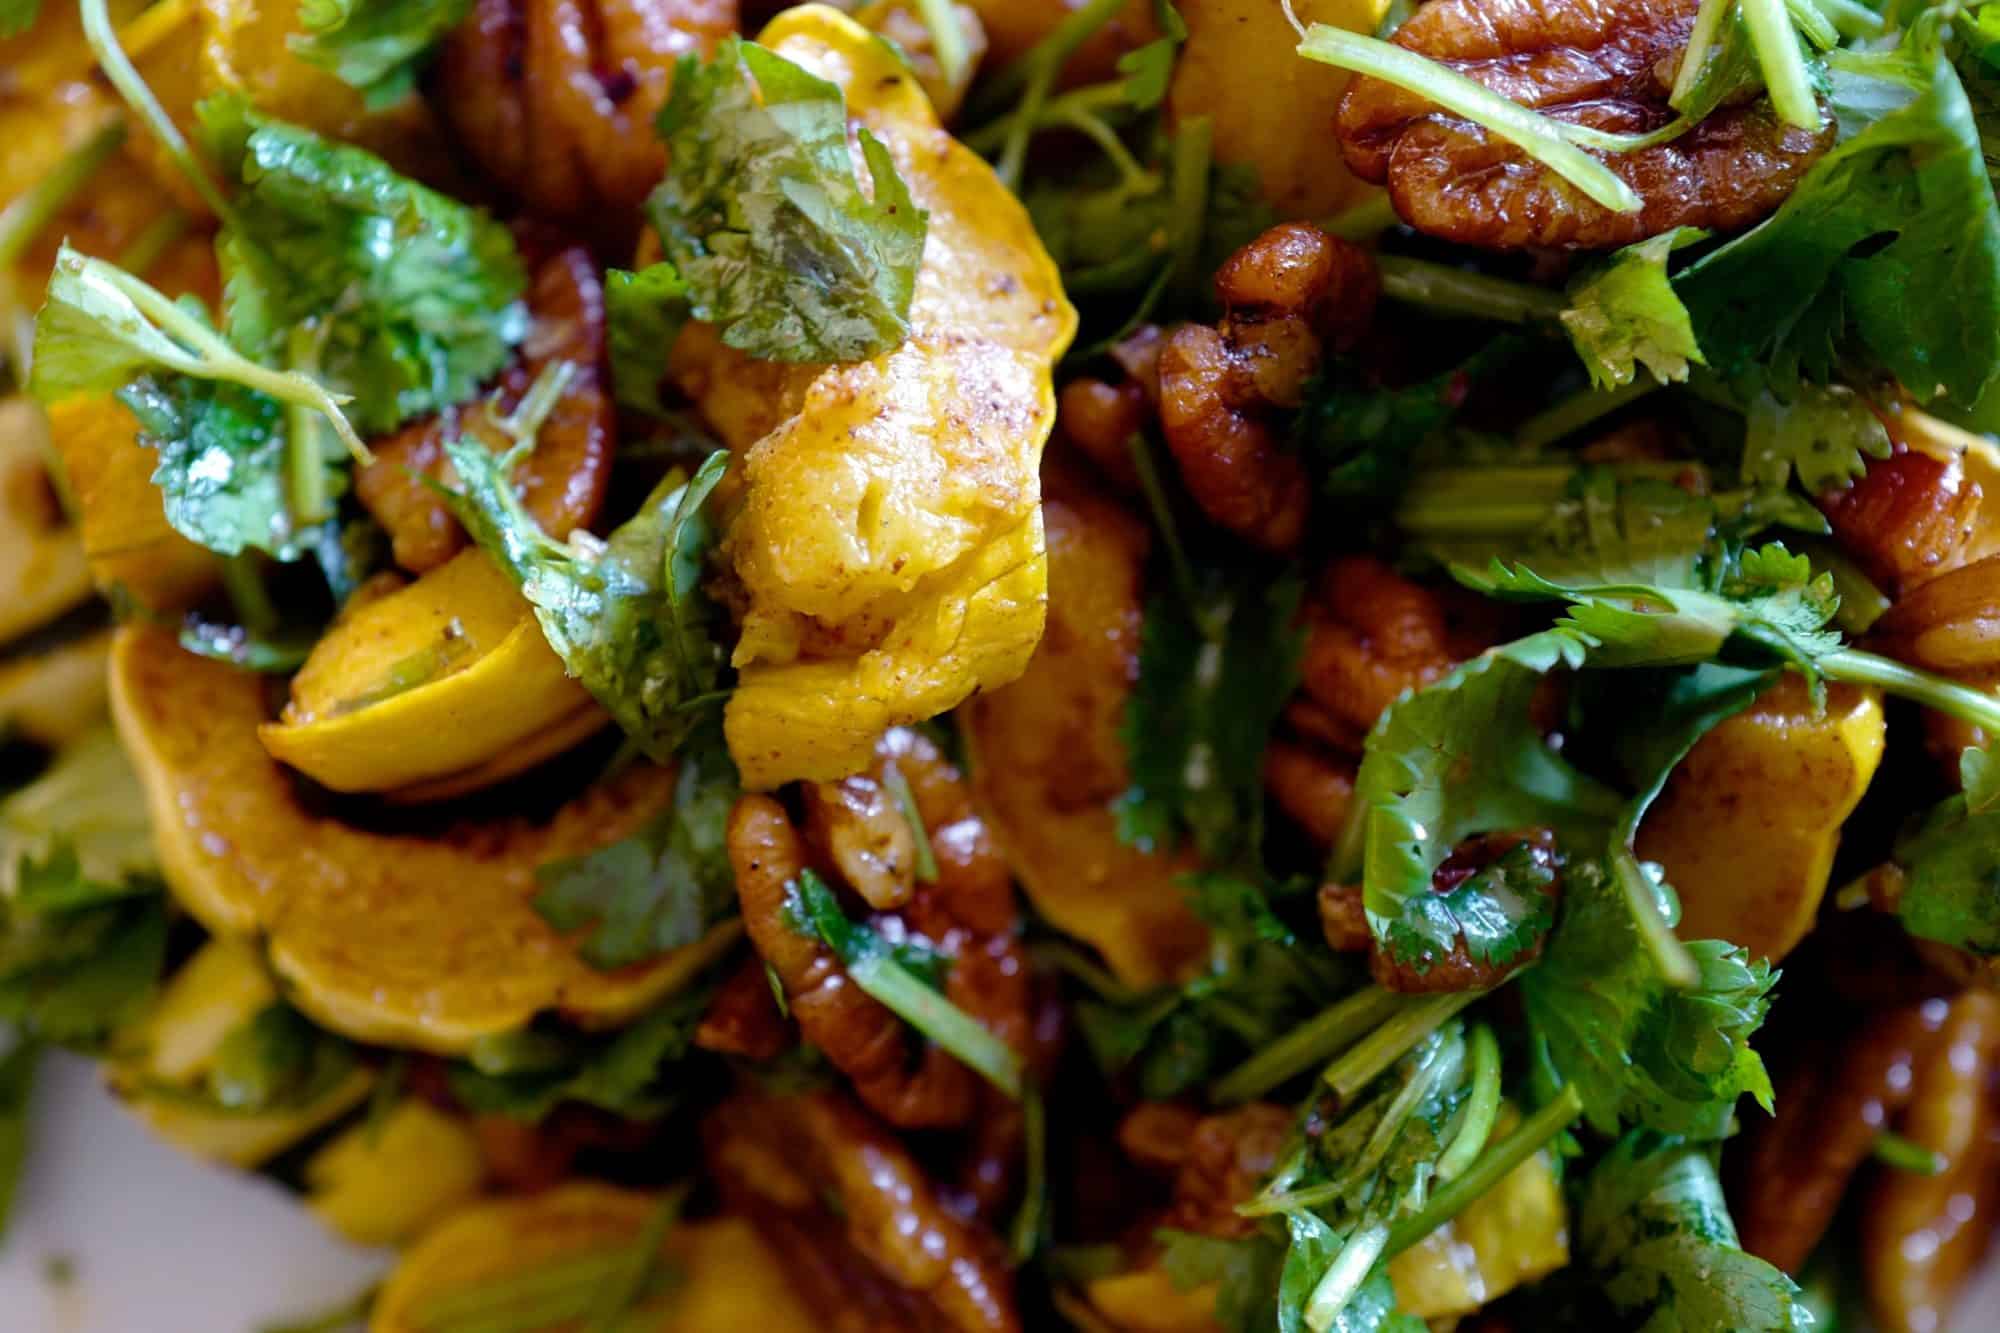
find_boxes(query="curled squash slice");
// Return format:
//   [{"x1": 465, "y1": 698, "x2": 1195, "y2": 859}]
[
  {"x1": 259, "y1": 550, "x2": 607, "y2": 801},
  {"x1": 671, "y1": 5, "x2": 1077, "y2": 789},
  {"x1": 110, "y1": 625, "x2": 715, "y2": 1052},
  {"x1": 961, "y1": 477, "x2": 1209, "y2": 991},
  {"x1": 371, "y1": 1184, "x2": 816, "y2": 1333}
]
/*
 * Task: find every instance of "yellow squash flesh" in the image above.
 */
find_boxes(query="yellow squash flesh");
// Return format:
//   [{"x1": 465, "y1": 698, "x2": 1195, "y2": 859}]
[
  {"x1": 371, "y1": 1185, "x2": 817, "y2": 1333},
  {"x1": 0, "y1": 631, "x2": 110, "y2": 749},
  {"x1": 670, "y1": 5, "x2": 1078, "y2": 788},
  {"x1": 1637, "y1": 675, "x2": 1886, "y2": 962},
  {"x1": 1167, "y1": 0, "x2": 1390, "y2": 220},
  {"x1": 108, "y1": 935, "x2": 374, "y2": 1168},
  {"x1": 0, "y1": 399, "x2": 93, "y2": 644},
  {"x1": 110, "y1": 624, "x2": 710, "y2": 1053},
  {"x1": 305, "y1": 1100, "x2": 486, "y2": 1246},
  {"x1": 259, "y1": 549, "x2": 607, "y2": 799}
]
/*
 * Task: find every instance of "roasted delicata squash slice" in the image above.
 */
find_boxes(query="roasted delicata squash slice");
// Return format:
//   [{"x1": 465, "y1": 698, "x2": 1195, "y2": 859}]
[
  {"x1": 260, "y1": 550, "x2": 608, "y2": 800},
  {"x1": 670, "y1": 5, "x2": 1077, "y2": 789},
  {"x1": 305, "y1": 1099, "x2": 486, "y2": 1246},
  {"x1": 0, "y1": 630, "x2": 112, "y2": 750},
  {"x1": 0, "y1": 398, "x2": 93, "y2": 644},
  {"x1": 110, "y1": 625, "x2": 718, "y2": 1052},
  {"x1": 961, "y1": 475, "x2": 1209, "y2": 990},
  {"x1": 371, "y1": 1184, "x2": 817, "y2": 1333},
  {"x1": 1167, "y1": 0, "x2": 1390, "y2": 220},
  {"x1": 1637, "y1": 675, "x2": 1886, "y2": 962},
  {"x1": 107, "y1": 935, "x2": 374, "y2": 1168}
]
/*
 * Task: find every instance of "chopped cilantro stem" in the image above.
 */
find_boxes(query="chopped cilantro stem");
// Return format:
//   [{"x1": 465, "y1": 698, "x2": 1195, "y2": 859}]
[
  {"x1": 114, "y1": 208, "x2": 190, "y2": 279},
  {"x1": 1515, "y1": 378, "x2": 1662, "y2": 451},
  {"x1": 795, "y1": 870, "x2": 1024, "y2": 1098},
  {"x1": 1823, "y1": 648, "x2": 2000, "y2": 737},
  {"x1": 1808, "y1": 0, "x2": 1883, "y2": 38},
  {"x1": 1742, "y1": 0, "x2": 1822, "y2": 131},
  {"x1": 1383, "y1": 1082, "x2": 1584, "y2": 1262},
  {"x1": 0, "y1": 118, "x2": 125, "y2": 268},
  {"x1": 1434, "y1": 1022, "x2": 1501, "y2": 1182},
  {"x1": 1320, "y1": 192, "x2": 1401, "y2": 242},
  {"x1": 1010, "y1": 1082, "x2": 1048, "y2": 1262},
  {"x1": 1125, "y1": 432, "x2": 1219, "y2": 641},
  {"x1": 1165, "y1": 116, "x2": 1214, "y2": 292},
  {"x1": 1305, "y1": 1222, "x2": 1390, "y2": 1333},
  {"x1": 991, "y1": 0, "x2": 1131, "y2": 189},
  {"x1": 285, "y1": 326, "x2": 334, "y2": 525},
  {"x1": 67, "y1": 254, "x2": 371, "y2": 462},
  {"x1": 1397, "y1": 462, "x2": 1699, "y2": 539},
  {"x1": 79, "y1": 0, "x2": 241, "y2": 232},
  {"x1": 1211, "y1": 985, "x2": 1404, "y2": 1105},
  {"x1": 1375, "y1": 256, "x2": 1567, "y2": 326},
  {"x1": 882, "y1": 763, "x2": 940, "y2": 884},
  {"x1": 1670, "y1": 0, "x2": 1735, "y2": 111},
  {"x1": 1872, "y1": 1130, "x2": 1945, "y2": 1176},
  {"x1": 910, "y1": 0, "x2": 972, "y2": 91},
  {"x1": 1322, "y1": 990, "x2": 1479, "y2": 1107},
  {"x1": 220, "y1": 554, "x2": 280, "y2": 635},
  {"x1": 967, "y1": 0, "x2": 1124, "y2": 121},
  {"x1": 1613, "y1": 852, "x2": 1700, "y2": 990},
  {"x1": 1295, "y1": 26, "x2": 1642, "y2": 214}
]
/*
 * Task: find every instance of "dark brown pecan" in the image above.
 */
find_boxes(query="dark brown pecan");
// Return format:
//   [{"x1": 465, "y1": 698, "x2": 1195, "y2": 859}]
[
  {"x1": 727, "y1": 729, "x2": 1029, "y2": 1130},
  {"x1": 707, "y1": 1084, "x2": 1022, "y2": 1333},
  {"x1": 1297, "y1": 555, "x2": 1470, "y2": 746},
  {"x1": 1823, "y1": 448, "x2": 1984, "y2": 594},
  {"x1": 435, "y1": 0, "x2": 735, "y2": 242},
  {"x1": 1115, "y1": 1102, "x2": 1294, "y2": 1241},
  {"x1": 1334, "y1": 0, "x2": 1835, "y2": 251},
  {"x1": 354, "y1": 246, "x2": 614, "y2": 573},
  {"x1": 1265, "y1": 741, "x2": 1357, "y2": 849},
  {"x1": 1157, "y1": 222, "x2": 1379, "y2": 552},
  {"x1": 693, "y1": 953, "x2": 794, "y2": 1061}
]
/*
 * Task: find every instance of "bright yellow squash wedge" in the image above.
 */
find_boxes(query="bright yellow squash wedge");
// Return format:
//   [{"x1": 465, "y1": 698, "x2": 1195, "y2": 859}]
[
  {"x1": 305, "y1": 1100, "x2": 486, "y2": 1246},
  {"x1": 259, "y1": 549, "x2": 606, "y2": 799},
  {"x1": 371, "y1": 1185, "x2": 817, "y2": 1333},
  {"x1": 670, "y1": 5, "x2": 1077, "y2": 789},
  {"x1": 1637, "y1": 675, "x2": 1886, "y2": 962}
]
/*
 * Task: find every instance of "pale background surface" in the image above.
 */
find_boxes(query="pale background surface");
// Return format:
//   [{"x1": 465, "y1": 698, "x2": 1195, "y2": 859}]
[{"x1": 1, "y1": 1050, "x2": 1997, "y2": 1332}]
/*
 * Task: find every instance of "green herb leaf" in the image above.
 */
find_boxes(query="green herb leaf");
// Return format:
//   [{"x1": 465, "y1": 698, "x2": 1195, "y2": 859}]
[
  {"x1": 604, "y1": 264, "x2": 691, "y2": 418},
  {"x1": 533, "y1": 727, "x2": 740, "y2": 971},
  {"x1": 1115, "y1": 2, "x2": 1187, "y2": 110},
  {"x1": 206, "y1": 1004, "x2": 359, "y2": 1114},
  {"x1": 1157, "y1": 1230, "x2": 1284, "y2": 1333},
  {"x1": 1741, "y1": 381, "x2": 1891, "y2": 494},
  {"x1": 1115, "y1": 568, "x2": 1306, "y2": 864},
  {"x1": 449, "y1": 986, "x2": 712, "y2": 1123},
  {"x1": 1890, "y1": 746, "x2": 2000, "y2": 957},
  {"x1": 200, "y1": 96, "x2": 527, "y2": 435},
  {"x1": 1560, "y1": 231, "x2": 1706, "y2": 391},
  {"x1": 0, "y1": 0, "x2": 40, "y2": 37},
  {"x1": 290, "y1": 0, "x2": 471, "y2": 109},
  {"x1": 449, "y1": 445, "x2": 731, "y2": 761},
  {"x1": 647, "y1": 38, "x2": 928, "y2": 362},
  {"x1": 1577, "y1": 1132, "x2": 1813, "y2": 1331}
]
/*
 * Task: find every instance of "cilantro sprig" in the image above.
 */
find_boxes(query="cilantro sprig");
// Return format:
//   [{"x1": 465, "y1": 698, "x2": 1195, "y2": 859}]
[{"x1": 290, "y1": 0, "x2": 471, "y2": 108}]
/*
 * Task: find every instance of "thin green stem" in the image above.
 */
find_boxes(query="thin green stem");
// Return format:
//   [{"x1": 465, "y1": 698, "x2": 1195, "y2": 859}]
[
  {"x1": 1165, "y1": 115, "x2": 1213, "y2": 292},
  {"x1": 910, "y1": 0, "x2": 972, "y2": 91},
  {"x1": 1055, "y1": 100, "x2": 1156, "y2": 195},
  {"x1": 1320, "y1": 192, "x2": 1401, "y2": 242},
  {"x1": 883, "y1": 761, "x2": 940, "y2": 884},
  {"x1": 79, "y1": 0, "x2": 240, "y2": 232},
  {"x1": 965, "y1": 0, "x2": 1126, "y2": 119},
  {"x1": 991, "y1": 0, "x2": 1130, "y2": 190},
  {"x1": 220, "y1": 554, "x2": 279, "y2": 635},
  {"x1": 1211, "y1": 986, "x2": 1405, "y2": 1105},
  {"x1": 1376, "y1": 255, "x2": 1567, "y2": 326},
  {"x1": 1435, "y1": 1023, "x2": 1501, "y2": 1182},
  {"x1": 1824, "y1": 648, "x2": 2000, "y2": 737},
  {"x1": 1323, "y1": 990, "x2": 1479, "y2": 1106},
  {"x1": 1010, "y1": 1082, "x2": 1049, "y2": 1262},
  {"x1": 1873, "y1": 1130, "x2": 1944, "y2": 1176},
  {"x1": 1305, "y1": 1223, "x2": 1389, "y2": 1333},
  {"x1": 848, "y1": 951, "x2": 1023, "y2": 1097},
  {"x1": 1383, "y1": 1082, "x2": 1584, "y2": 1261},
  {"x1": 1743, "y1": 0, "x2": 1822, "y2": 131},
  {"x1": 1397, "y1": 462, "x2": 1702, "y2": 539},
  {"x1": 1670, "y1": 0, "x2": 1735, "y2": 110},
  {"x1": 1296, "y1": 26, "x2": 1641, "y2": 213},
  {"x1": 1809, "y1": 0, "x2": 1884, "y2": 38},
  {"x1": 115, "y1": 208, "x2": 191, "y2": 278},
  {"x1": 1126, "y1": 431, "x2": 1218, "y2": 641},
  {"x1": 285, "y1": 325, "x2": 333, "y2": 526},
  {"x1": 0, "y1": 119, "x2": 126, "y2": 268},
  {"x1": 1515, "y1": 378, "x2": 1662, "y2": 451}
]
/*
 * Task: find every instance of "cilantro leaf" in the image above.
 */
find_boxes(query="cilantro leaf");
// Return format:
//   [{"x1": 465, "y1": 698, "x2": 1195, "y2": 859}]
[
  {"x1": 0, "y1": 850, "x2": 166, "y2": 1050},
  {"x1": 1577, "y1": 1133, "x2": 1813, "y2": 1332},
  {"x1": 1741, "y1": 381, "x2": 1891, "y2": 495},
  {"x1": 1157, "y1": 1229, "x2": 1284, "y2": 1333},
  {"x1": 1353, "y1": 643, "x2": 1623, "y2": 973},
  {"x1": 1680, "y1": 10, "x2": 2000, "y2": 423},
  {"x1": 118, "y1": 373, "x2": 313, "y2": 560},
  {"x1": 0, "y1": 0, "x2": 38, "y2": 37},
  {"x1": 1115, "y1": 568, "x2": 1305, "y2": 865},
  {"x1": 290, "y1": 0, "x2": 471, "y2": 109},
  {"x1": 647, "y1": 38, "x2": 928, "y2": 363},
  {"x1": 1115, "y1": 2, "x2": 1188, "y2": 111},
  {"x1": 201, "y1": 96, "x2": 527, "y2": 435},
  {"x1": 604, "y1": 263, "x2": 691, "y2": 417},
  {"x1": 533, "y1": 727, "x2": 740, "y2": 971},
  {"x1": 1560, "y1": 231, "x2": 1706, "y2": 391},
  {"x1": 448, "y1": 987, "x2": 711, "y2": 1123},
  {"x1": 448, "y1": 445, "x2": 731, "y2": 761},
  {"x1": 1890, "y1": 745, "x2": 2000, "y2": 957}
]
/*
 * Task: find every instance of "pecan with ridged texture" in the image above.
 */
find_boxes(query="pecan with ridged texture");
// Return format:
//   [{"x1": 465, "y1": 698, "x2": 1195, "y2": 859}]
[
  {"x1": 1157, "y1": 223, "x2": 1379, "y2": 552},
  {"x1": 707, "y1": 1084, "x2": 1022, "y2": 1333},
  {"x1": 354, "y1": 245, "x2": 614, "y2": 573},
  {"x1": 1298, "y1": 555, "x2": 1476, "y2": 746},
  {"x1": 1334, "y1": 0, "x2": 1835, "y2": 251},
  {"x1": 435, "y1": 0, "x2": 735, "y2": 241},
  {"x1": 1823, "y1": 449, "x2": 1983, "y2": 593},
  {"x1": 1117, "y1": 1102, "x2": 1294, "y2": 1241},
  {"x1": 727, "y1": 728, "x2": 1029, "y2": 1129}
]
